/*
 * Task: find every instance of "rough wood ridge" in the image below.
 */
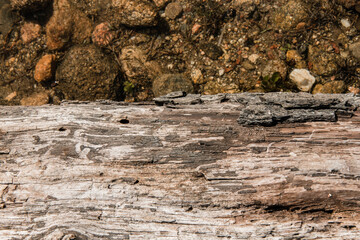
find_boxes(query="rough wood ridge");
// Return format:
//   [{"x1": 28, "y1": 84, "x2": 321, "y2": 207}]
[{"x1": 1, "y1": 93, "x2": 360, "y2": 239}]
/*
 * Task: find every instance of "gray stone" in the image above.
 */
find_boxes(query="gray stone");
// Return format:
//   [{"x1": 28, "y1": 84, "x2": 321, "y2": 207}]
[{"x1": 289, "y1": 69, "x2": 316, "y2": 92}]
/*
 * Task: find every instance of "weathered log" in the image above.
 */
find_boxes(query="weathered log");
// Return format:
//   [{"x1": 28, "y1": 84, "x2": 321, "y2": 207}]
[{"x1": 1, "y1": 93, "x2": 360, "y2": 239}]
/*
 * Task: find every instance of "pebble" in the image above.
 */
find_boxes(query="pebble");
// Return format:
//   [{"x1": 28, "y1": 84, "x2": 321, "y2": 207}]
[
  {"x1": 192, "y1": 23, "x2": 201, "y2": 35},
  {"x1": 190, "y1": 68, "x2": 204, "y2": 84},
  {"x1": 165, "y1": 2, "x2": 183, "y2": 19},
  {"x1": 242, "y1": 61, "x2": 255, "y2": 70},
  {"x1": 289, "y1": 69, "x2": 316, "y2": 92},
  {"x1": 46, "y1": 3, "x2": 93, "y2": 50},
  {"x1": 341, "y1": 18, "x2": 351, "y2": 28},
  {"x1": 21, "y1": 22, "x2": 41, "y2": 43},
  {"x1": 286, "y1": 50, "x2": 306, "y2": 68},
  {"x1": 34, "y1": 54, "x2": 55, "y2": 82},
  {"x1": 92, "y1": 22, "x2": 114, "y2": 46},
  {"x1": 296, "y1": 22, "x2": 306, "y2": 30},
  {"x1": 321, "y1": 81, "x2": 346, "y2": 94},
  {"x1": 349, "y1": 41, "x2": 360, "y2": 60},
  {"x1": 114, "y1": 0, "x2": 158, "y2": 27},
  {"x1": 248, "y1": 54, "x2": 259, "y2": 64},
  {"x1": 219, "y1": 68, "x2": 225, "y2": 76}
]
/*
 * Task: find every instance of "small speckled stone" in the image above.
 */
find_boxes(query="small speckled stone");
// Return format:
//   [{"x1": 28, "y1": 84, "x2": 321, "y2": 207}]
[
  {"x1": 92, "y1": 22, "x2": 114, "y2": 46},
  {"x1": 165, "y1": 2, "x2": 183, "y2": 19}
]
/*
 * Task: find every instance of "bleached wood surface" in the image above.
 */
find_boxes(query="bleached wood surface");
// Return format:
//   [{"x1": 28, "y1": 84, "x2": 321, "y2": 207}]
[{"x1": 1, "y1": 94, "x2": 360, "y2": 239}]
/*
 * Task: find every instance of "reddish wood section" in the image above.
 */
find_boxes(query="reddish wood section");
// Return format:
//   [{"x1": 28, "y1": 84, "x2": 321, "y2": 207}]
[{"x1": 0, "y1": 100, "x2": 360, "y2": 239}]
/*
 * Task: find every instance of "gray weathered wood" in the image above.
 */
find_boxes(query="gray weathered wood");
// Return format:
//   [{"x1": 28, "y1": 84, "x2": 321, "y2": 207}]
[{"x1": 1, "y1": 93, "x2": 360, "y2": 239}]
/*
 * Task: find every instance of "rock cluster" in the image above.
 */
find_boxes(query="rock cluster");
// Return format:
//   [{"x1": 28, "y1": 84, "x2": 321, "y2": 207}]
[{"x1": 0, "y1": 0, "x2": 359, "y2": 105}]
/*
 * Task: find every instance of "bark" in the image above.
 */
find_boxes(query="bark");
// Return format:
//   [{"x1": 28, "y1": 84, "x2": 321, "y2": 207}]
[{"x1": 1, "y1": 93, "x2": 360, "y2": 239}]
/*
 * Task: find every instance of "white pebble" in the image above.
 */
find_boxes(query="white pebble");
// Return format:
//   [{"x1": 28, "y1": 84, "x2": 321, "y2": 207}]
[
  {"x1": 219, "y1": 69, "x2": 225, "y2": 76},
  {"x1": 341, "y1": 19, "x2": 351, "y2": 28},
  {"x1": 289, "y1": 69, "x2": 316, "y2": 92}
]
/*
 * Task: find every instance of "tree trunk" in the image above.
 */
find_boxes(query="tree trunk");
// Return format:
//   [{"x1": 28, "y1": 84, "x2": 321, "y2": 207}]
[{"x1": 1, "y1": 93, "x2": 360, "y2": 239}]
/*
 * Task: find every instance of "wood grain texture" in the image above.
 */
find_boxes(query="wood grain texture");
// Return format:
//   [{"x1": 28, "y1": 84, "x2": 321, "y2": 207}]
[{"x1": 1, "y1": 95, "x2": 360, "y2": 239}]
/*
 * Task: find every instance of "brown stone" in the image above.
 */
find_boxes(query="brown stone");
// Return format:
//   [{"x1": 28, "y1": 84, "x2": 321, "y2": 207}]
[
  {"x1": 45, "y1": 9, "x2": 72, "y2": 50},
  {"x1": 113, "y1": 0, "x2": 158, "y2": 27},
  {"x1": 296, "y1": 22, "x2": 306, "y2": 30},
  {"x1": 46, "y1": 7, "x2": 92, "y2": 50},
  {"x1": 55, "y1": 45, "x2": 120, "y2": 101},
  {"x1": 308, "y1": 45, "x2": 339, "y2": 76},
  {"x1": 20, "y1": 22, "x2": 41, "y2": 44},
  {"x1": 321, "y1": 81, "x2": 346, "y2": 94},
  {"x1": 120, "y1": 46, "x2": 162, "y2": 85},
  {"x1": 273, "y1": 0, "x2": 309, "y2": 30},
  {"x1": 34, "y1": 54, "x2": 55, "y2": 82},
  {"x1": 261, "y1": 59, "x2": 288, "y2": 80},
  {"x1": 312, "y1": 84, "x2": 324, "y2": 94},
  {"x1": 20, "y1": 92, "x2": 49, "y2": 106},
  {"x1": 165, "y1": 2, "x2": 183, "y2": 19},
  {"x1": 71, "y1": 10, "x2": 93, "y2": 45},
  {"x1": 286, "y1": 50, "x2": 306, "y2": 68}
]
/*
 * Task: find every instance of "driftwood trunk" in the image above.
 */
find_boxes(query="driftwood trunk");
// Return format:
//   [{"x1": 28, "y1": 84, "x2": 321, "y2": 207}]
[{"x1": 1, "y1": 93, "x2": 360, "y2": 239}]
